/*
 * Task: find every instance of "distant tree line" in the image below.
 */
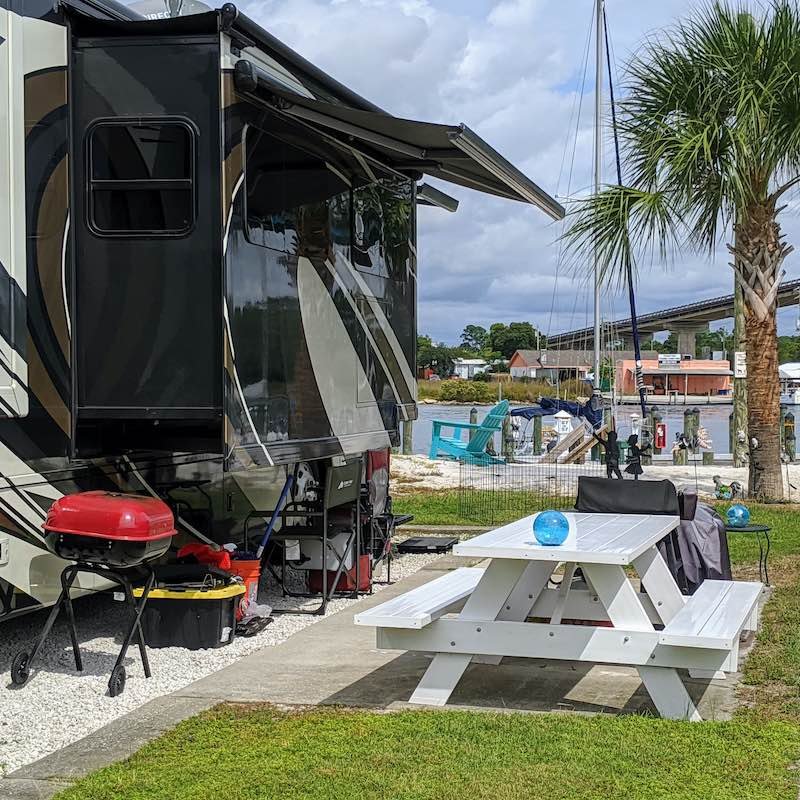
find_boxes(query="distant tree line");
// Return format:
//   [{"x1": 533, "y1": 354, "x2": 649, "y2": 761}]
[
  {"x1": 417, "y1": 322, "x2": 543, "y2": 377},
  {"x1": 420, "y1": 322, "x2": 800, "y2": 379}
]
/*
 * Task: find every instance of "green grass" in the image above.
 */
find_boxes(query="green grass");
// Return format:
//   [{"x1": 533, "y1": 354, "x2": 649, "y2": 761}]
[
  {"x1": 54, "y1": 706, "x2": 800, "y2": 800},
  {"x1": 394, "y1": 489, "x2": 477, "y2": 527},
  {"x1": 737, "y1": 555, "x2": 800, "y2": 723}
]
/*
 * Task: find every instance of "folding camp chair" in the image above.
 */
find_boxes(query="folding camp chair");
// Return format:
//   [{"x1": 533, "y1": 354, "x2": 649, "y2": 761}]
[
  {"x1": 247, "y1": 459, "x2": 363, "y2": 615},
  {"x1": 574, "y1": 476, "x2": 686, "y2": 592}
]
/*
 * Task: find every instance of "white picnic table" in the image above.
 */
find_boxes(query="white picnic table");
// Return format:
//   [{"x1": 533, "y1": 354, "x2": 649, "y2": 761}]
[{"x1": 356, "y1": 512, "x2": 762, "y2": 720}]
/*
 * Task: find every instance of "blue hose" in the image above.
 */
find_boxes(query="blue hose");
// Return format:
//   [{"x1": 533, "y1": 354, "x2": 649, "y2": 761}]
[{"x1": 256, "y1": 474, "x2": 294, "y2": 559}]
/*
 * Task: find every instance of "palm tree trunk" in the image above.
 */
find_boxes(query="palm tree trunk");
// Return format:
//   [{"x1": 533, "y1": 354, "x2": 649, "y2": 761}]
[
  {"x1": 730, "y1": 205, "x2": 792, "y2": 500},
  {"x1": 732, "y1": 235, "x2": 748, "y2": 468},
  {"x1": 744, "y1": 308, "x2": 783, "y2": 498}
]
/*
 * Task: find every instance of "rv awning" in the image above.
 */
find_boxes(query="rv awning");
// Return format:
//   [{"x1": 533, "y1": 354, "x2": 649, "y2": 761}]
[{"x1": 234, "y1": 60, "x2": 564, "y2": 220}]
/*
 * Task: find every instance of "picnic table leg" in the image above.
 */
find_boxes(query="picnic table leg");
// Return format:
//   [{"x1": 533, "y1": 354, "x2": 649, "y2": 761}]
[
  {"x1": 638, "y1": 667, "x2": 702, "y2": 722},
  {"x1": 549, "y1": 563, "x2": 576, "y2": 626},
  {"x1": 581, "y1": 563, "x2": 702, "y2": 721},
  {"x1": 409, "y1": 559, "x2": 529, "y2": 706},
  {"x1": 473, "y1": 561, "x2": 554, "y2": 665}
]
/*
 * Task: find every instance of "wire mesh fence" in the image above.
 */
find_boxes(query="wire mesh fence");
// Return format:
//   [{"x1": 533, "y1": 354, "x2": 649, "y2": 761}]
[{"x1": 458, "y1": 457, "x2": 606, "y2": 526}]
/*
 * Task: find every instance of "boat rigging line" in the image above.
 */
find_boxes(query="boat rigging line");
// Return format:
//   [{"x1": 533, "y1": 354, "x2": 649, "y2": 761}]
[
  {"x1": 592, "y1": 0, "x2": 603, "y2": 391},
  {"x1": 603, "y1": 3, "x2": 648, "y2": 422}
]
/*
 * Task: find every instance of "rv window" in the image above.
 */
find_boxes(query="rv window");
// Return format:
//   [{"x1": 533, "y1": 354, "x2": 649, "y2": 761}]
[
  {"x1": 245, "y1": 127, "x2": 350, "y2": 256},
  {"x1": 88, "y1": 121, "x2": 195, "y2": 236},
  {"x1": 353, "y1": 177, "x2": 412, "y2": 276}
]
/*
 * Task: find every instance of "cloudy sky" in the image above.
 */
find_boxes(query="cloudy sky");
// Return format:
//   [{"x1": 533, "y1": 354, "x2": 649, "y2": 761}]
[{"x1": 240, "y1": 0, "x2": 800, "y2": 345}]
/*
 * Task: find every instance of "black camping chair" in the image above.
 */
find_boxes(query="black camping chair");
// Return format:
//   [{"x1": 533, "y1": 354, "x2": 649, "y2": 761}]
[
  {"x1": 254, "y1": 460, "x2": 364, "y2": 615},
  {"x1": 575, "y1": 476, "x2": 687, "y2": 592}
]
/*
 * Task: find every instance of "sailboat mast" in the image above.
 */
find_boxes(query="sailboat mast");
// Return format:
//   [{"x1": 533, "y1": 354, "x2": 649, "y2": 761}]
[{"x1": 593, "y1": 0, "x2": 604, "y2": 390}]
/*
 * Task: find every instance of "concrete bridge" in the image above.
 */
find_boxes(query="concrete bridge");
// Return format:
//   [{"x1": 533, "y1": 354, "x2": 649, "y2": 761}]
[{"x1": 548, "y1": 278, "x2": 800, "y2": 354}]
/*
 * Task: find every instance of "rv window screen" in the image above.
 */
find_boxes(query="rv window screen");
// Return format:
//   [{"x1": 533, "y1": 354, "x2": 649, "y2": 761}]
[{"x1": 88, "y1": 121, "x2": 195, "y2": 235}]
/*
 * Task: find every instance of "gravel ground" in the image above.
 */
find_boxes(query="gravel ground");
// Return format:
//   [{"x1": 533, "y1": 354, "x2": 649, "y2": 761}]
[{"x1": 0, "y1": 550, "x2": 441, "y2": 775}]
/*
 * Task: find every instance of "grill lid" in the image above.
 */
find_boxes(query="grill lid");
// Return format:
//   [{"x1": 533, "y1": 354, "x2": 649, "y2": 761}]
[{"x1": 44, "y1": 491, "x2": 175, "y2": 542}]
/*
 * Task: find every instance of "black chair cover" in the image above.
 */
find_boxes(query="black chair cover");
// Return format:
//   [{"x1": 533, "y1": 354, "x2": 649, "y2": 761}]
[{"x1": 575, "y1": 477, "x2": 679, "y2": 516}]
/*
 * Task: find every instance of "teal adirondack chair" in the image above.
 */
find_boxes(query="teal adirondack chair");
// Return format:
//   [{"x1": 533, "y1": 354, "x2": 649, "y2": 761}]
[{"x1": 428, "y1": 400, "x2": 509, "y2": 464}]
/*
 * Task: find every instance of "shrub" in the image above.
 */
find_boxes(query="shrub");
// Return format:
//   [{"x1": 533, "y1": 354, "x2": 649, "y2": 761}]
[
  {"x1": 437, "y1": 380, "x2": 497, "y2": 403},
  {"x1": 417, "y1": 378, "x2": 590, "y2": 404}
]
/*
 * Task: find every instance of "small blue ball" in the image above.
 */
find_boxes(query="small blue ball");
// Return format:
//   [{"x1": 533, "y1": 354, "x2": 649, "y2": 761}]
[
  {"x1": 533, "y1": 510, "x2": 570, "y2": 546},
  {"x1": 726, "y1": 503, "x2": 750, "y2": 528}
]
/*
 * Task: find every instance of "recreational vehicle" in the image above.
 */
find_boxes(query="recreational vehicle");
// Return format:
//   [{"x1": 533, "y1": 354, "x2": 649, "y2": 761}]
[{"x1": 0, "y1": 0, "x2": 563, "y2": 618}]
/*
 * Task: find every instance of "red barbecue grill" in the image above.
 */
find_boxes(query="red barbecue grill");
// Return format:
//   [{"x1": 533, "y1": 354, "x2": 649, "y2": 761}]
[{"x1": 10, "y1": 491, "x2": 175, "y2": 697}]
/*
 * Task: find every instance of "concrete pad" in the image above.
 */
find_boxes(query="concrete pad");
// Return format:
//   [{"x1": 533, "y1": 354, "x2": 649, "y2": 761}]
[
  {"x1": 180, "y1": 568, "x2": 452, "y2": 705},
  {"x1": 325, "y1": 655, "x2": 738, "y2": 720},
  {"x1": 0, "y1": 778, "x2": 70, "y2": 800}
]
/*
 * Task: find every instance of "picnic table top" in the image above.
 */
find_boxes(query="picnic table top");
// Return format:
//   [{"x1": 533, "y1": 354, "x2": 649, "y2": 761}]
[{"x1": 452, "y1": 512, "x2": 680, "y2": 566}]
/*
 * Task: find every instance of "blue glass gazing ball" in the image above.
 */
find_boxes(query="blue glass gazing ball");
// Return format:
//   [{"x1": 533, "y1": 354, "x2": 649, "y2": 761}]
[
  {"x1": 533, "y1": 510, "x2": 570, "y2": 546},
  {"x1": 726, "y1": 504, "x2": 750, "y2": 528}
]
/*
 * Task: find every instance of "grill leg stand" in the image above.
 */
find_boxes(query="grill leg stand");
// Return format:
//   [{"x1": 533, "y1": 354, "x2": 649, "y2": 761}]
[
  {"x1": 61, "y1": 567, "x2": 83, "y2": 672},
  {"x1": 23, "y1": 568, "x2": 80, "y2": 674},
  {"x1": 115, "y1": 569, "x2": 154, "y2": 680},
  {"x1": 125, "y1": 571, "x2": 155, "y2": 678}
]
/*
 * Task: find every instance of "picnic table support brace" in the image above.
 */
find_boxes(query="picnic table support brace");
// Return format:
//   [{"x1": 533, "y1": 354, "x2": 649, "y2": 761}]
[
  {"x1": 409, "y1": 559, "x2": 528, "y2": 705},
  {"x1": 473, "y1": 561, "x2": 554, "y2": 666},
  {"x1": 638, "y1": 666, "x2": 702, "y2": 722},
  {"x1": 582, "y1": 561, "x2": 701, "y2": 721}
]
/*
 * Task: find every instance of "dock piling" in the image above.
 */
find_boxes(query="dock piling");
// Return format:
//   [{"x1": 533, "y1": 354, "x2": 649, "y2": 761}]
[
  {"x1": 785, "y1": 410, "x2": 796, "y2": 462},
  {"x1": 402, "y1": 419, "x2": 413, "y2": 455},
  {"x1": 533, "y1": 416, "x2": 542, "y2": 456}
]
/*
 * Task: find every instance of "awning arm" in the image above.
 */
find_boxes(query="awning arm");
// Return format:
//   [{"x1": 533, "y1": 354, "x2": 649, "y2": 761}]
[
  {"x1": 448, "y1": 126, "x2": 565, "y2": 220},
  {"x1": 417, "y1": 183, "x2": 459, "y2": 212}
]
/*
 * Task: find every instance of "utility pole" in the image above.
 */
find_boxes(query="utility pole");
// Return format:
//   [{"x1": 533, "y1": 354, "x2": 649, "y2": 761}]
[{"x1": 593, "y1": 0, "x2": 604, "y2": 390}]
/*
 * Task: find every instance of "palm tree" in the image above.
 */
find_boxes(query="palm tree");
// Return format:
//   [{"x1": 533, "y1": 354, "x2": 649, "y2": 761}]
[{"x1": 563, "y1": 1, "x2": 800, "y2": 500}]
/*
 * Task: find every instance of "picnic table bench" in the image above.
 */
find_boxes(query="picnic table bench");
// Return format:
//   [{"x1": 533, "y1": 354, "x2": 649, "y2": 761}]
[{"x1": 355, "y1": 512, "x2": 762, "y2": 721}]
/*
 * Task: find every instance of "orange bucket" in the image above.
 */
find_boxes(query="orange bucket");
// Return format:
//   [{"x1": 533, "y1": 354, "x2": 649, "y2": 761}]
[{"x1": 228, "y1": 558, "x2": 261, "y2": 618}]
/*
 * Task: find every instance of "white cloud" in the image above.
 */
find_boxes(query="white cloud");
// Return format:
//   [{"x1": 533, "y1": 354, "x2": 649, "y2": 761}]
[{"x1": 240, "y1": 0, "x2": 800, "y2": 343}]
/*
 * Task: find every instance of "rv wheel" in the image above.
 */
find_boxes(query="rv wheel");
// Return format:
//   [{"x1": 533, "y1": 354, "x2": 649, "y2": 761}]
[
  {"x1": 10, "y1": 651, "x2": 30, "y2": 686},
  {"x1": 108, "y1": 665, "x2": 126, "y2": 697}
]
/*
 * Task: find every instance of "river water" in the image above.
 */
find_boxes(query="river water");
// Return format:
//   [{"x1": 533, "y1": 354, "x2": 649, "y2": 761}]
[{"x1": 412, "y1": 402, "x2": 752, "y2": 456}]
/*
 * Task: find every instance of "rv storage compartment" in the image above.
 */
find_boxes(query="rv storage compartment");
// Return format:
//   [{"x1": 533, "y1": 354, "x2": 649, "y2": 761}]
[
  {"x1": 135, "y1": 584, "x2": 245, "y2": 650},
  {"x1": 43, "y1": 491, "x2": 175, "y2": 567}
]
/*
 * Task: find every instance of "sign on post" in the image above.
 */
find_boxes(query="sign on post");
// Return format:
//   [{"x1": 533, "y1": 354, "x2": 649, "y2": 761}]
[
  {"x1": 658, "y1": 354, "x2": 681, "y2": 367},
  {"x1": 734, "y1": 351, "x2": 747, "y2": 379}
]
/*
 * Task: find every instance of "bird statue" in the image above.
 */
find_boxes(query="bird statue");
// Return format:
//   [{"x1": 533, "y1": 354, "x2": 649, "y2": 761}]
[{"x1": 713, "y1": 475, "x2": 744, "y2": 500}]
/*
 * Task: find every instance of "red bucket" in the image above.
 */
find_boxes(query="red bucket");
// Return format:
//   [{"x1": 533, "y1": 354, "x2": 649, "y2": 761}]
[{"x1": 228, "y1": 558, "x2": 261, "y2": 619}]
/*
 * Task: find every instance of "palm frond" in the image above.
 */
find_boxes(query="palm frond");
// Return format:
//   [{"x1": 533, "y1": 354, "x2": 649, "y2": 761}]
[
  {"x1": 563, "y1": 0, "x2": 800, "y2": 284},
  {"x1": 560, "y1": 186, "x2": 682, "y2": 289}
]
